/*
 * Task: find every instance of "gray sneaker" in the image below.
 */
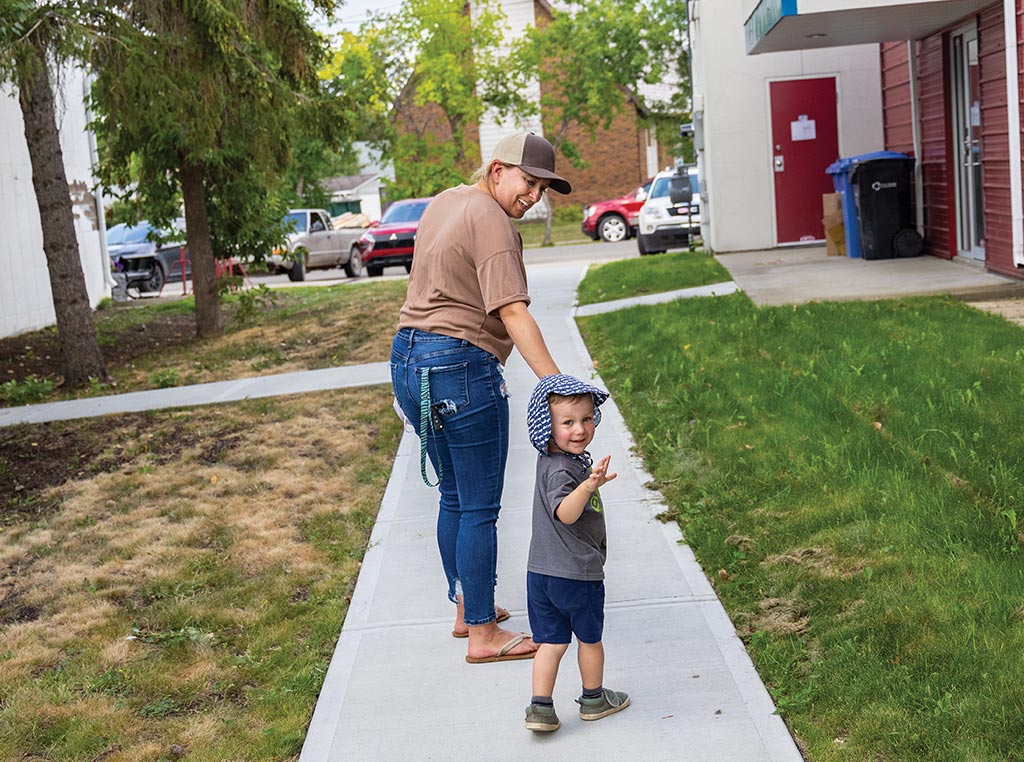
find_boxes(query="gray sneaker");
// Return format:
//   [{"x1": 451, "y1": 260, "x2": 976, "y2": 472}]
[
  {"x1": 524, "y1": 703, "x2": 560, "y2": 732},
  {"x1": 576, "y1": 688, "x2": 630, "y2": 721}
]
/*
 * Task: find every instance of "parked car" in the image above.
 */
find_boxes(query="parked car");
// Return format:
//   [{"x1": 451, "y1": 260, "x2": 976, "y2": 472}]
[
  {"x1": 107, "y1": 219, "x2": 188, "y2": 293},
  {"x1": 354, "y1": 198, "x2": 433, "y2": 277},
  {"x1": 636, "y1": 166, "x2": 702, "y2": 255},
  {"x1": 270, "y1": 208, "x2": 366, "y2": 281},
  {"x1": 581, "y1": 179, "x2": 652, "y2": 242}
]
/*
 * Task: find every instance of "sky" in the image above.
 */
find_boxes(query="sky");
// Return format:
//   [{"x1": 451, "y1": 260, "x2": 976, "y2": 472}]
[{"x1": 313, "y1": 0, "x2": 404, "y2": 34}]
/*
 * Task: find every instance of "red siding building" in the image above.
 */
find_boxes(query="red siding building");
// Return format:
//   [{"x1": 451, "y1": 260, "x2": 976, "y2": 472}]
[{"x1": 746, "y1": 0, "x2": 1024, "y2": 280}]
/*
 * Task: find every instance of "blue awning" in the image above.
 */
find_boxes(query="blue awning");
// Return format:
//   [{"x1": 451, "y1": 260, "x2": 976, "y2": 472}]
[
  {"x1": 745, "y1": 0, "x2": 798, "y2": 55},
  {"x1": 744, "y1": 0, "x2": 998, "y2": 55}
]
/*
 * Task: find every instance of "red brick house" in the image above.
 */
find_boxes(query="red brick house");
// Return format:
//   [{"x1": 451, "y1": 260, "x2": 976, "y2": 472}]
[
  {"x1": 746, "y1": 0, "x2": 1024, "y2": 279},
  {"x1": 393, "y1": 0, "x2": 672, "y2": 211}
]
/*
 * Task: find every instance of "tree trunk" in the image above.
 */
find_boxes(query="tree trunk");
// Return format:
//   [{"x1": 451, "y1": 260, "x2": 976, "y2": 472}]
[
  {"x1": 542, "y1": 193, "x2": 554, "y2": 247},
  {"x1": 180, "y1": 161, "x2": 223, "y2": 338},
  {"x1": 17, "y1": 44, "x2": 108, "y2": 387}
]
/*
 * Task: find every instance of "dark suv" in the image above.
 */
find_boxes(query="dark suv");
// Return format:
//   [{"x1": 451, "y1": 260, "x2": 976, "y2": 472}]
[
  {"x1": 354, "y1": 198, "x2": 433, "y2": 276},
  {"x1": 581, "y1": 179, "x2": 652, "y2": 242},
  {"x1": 107, "y1": 220, "x2": 189, "y2": 293}
]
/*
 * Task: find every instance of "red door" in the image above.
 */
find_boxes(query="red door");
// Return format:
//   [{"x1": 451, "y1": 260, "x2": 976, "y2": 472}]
[{"x1": 769, "y1": 77, "x2": 839, "y2": 244}]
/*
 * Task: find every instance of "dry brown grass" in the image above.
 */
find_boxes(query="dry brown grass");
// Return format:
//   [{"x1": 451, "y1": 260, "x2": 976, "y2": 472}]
[
  {"x1": 108, "y1": 282, "x2": 407, "y2": 393},
  {"x1": 0, "y1": 387, "x2": 401, "y2": 759},
  {"x1": 0, "y1": 279, "x2": 408, "y2": 402}
]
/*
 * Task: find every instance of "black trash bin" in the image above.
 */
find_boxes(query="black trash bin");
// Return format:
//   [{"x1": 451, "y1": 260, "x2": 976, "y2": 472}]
[{"x1": 851, "y1": 156, "x2": 924, "y2": 259}]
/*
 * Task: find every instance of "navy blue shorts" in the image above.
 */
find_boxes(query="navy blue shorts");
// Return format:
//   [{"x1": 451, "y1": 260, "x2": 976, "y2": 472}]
[{"x1": 527, "y1": 571, "x2": 605, "y2": 645}]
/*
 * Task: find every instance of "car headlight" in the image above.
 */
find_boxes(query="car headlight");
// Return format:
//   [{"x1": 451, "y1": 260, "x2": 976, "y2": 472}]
[{"x1": 583, "y1": 205, "x2": 594, "y2": 220}]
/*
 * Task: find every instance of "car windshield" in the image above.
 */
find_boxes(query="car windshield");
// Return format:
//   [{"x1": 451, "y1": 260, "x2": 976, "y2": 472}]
[
  {"x1": 108, "y1": 223, "x2": 154, "y2": 245},
  {"x1": 650, "y1": 171, "x2": 700, "y2": 200},
  {"x1": 381, "y1": 200, "x2": 429, "y2": 224},
  {"x1": 284, "y1": 211, "x2": 307, "y2": 233}
]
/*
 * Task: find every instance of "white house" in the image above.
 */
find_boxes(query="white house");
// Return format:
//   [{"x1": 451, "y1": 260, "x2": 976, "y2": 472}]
[
  {"x1": 689, "y1": 0, "x2": 885, "y2": 252},
  {"x1": 0, "y1": 67, "x2": 110, "y2": 339}
]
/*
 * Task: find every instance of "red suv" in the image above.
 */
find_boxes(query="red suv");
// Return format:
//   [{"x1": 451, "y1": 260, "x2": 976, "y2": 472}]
[
  {"x1": 354, "y1": 197, "x2": 433, "y2": 276},
  {"x1": 581, "y1": 179, "x2": 652, "y2": 242}
]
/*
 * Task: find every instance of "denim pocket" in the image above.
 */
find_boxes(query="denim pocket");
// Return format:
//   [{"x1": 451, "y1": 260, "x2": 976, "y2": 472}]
[{"x1": 427, "y1": 362, "x2": 469, "y2": 417}]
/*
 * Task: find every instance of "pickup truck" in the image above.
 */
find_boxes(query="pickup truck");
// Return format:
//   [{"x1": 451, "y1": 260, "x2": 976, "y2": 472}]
[{"x1": 270, "y1": 208, "x2": 366, "y2": 281}]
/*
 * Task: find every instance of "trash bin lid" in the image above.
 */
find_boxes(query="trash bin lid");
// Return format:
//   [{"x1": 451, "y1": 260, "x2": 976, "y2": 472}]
[{"x1": 826, "y1": 150, "x2": 912, "y2": 175}]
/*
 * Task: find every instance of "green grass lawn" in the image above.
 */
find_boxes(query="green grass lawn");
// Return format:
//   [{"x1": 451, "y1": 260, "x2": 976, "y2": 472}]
[
  {"x1": 514, "y1": 218, "x2": 589, "y2": 248},
  {"x1": 576, "y1": 249, "x2": 730, "y2": 305},
  {"x1": 580, "y1": 291, "x2": 1024, "y2": 761}
]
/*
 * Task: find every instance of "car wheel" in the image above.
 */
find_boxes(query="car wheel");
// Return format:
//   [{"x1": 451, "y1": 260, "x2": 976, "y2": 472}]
[
  {"x1": 287, "y1": 252, "x2": 306, "y2": 282},
  {"x1": 404, "y1": 262, "x2": 412, "y2": 273},
  {"x1": 139, "y1": 261, "x2": 166, "y2": 292},
  {"x1": 637, "y1": 235, "x2": 650, "y2": 256},
  {"x1": 344, "y1": 247, "x2": 365, "y2": 278},
  {"x1": 598, "y1": 215, "x2": 628, "y2": 243},
  {"x1": 366, "y1": 264, "x2": 384, "y2": 277}
]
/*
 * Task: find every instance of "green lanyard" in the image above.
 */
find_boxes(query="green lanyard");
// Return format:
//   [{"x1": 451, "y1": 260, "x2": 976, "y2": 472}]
[{"x1": 418, "y1": 368, "x2": 442, "y2": 487}]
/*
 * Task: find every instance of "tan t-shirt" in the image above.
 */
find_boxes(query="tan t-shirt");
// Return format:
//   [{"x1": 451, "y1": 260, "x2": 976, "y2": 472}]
[{"x1": 397, "y1": 184, "x2": 530, "y2": 363}]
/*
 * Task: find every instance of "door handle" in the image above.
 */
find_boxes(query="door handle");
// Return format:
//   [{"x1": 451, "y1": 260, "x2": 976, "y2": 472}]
[{"x1": 774, "y1": 155, "x2": 785, "y2": 172}]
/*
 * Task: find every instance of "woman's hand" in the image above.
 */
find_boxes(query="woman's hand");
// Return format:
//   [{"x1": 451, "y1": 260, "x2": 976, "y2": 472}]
[{"x1": 498, "y1": 301, "x2": 560, "y2": 378}]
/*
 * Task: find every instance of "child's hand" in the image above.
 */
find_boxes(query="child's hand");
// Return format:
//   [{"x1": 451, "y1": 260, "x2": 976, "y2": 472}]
[{"x1": 588, "y1": 455, "x2": 618, "y2": 491}]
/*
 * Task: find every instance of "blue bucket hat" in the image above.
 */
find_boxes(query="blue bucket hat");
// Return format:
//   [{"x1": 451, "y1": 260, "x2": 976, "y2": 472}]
[{"x1": 527, "y1": 374, "x2": 609, "y2": 454}]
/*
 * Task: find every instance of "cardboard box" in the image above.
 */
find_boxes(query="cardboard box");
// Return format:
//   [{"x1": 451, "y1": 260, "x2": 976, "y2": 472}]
[{"x1": 822, "y1": 193, "x2": 845, "y2": 256}]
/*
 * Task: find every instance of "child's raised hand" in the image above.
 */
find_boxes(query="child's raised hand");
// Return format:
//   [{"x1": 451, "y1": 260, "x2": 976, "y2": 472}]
[{"x1": 588, "y1": 455, "x2": 618, "y2": 491}]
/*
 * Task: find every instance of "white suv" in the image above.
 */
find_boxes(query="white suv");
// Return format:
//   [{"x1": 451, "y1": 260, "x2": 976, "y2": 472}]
[{"x1": 636, "y1": 165, "x2": 701, "y2": 255}]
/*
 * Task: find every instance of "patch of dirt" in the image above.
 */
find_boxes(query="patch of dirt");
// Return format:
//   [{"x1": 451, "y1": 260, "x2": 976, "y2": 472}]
[
  {"x1": 1, "y1": 414, "x2": 178, "y2": 521},
  {"x1": 0, "y1": 282, "x2": 406, "y2": 405},
  {"x1": 762, "y1": 546, "x2": 864, "y2": 579},
  {"x1": 752, "y1": 597, "x2": 809, "y2": 637},
  {"x1": 0, "y1": 311, "x2": 196, "y2": 388},
  {"x1": 0, "y1": 588, "x2": 42, "y2": 627}
]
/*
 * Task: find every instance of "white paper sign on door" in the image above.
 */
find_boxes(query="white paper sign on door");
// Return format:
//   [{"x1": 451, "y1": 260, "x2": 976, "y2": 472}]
[{"x1": 791, "y1": 115, "x2": 817, "y2": 142}]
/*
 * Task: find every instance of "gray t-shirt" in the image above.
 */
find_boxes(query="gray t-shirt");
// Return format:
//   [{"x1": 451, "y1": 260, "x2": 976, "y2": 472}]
[{"x1": 527, "y1": 452, "x2": 607, "y2": 581}]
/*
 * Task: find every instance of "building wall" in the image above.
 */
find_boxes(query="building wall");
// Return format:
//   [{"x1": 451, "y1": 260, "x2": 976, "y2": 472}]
[
  {"x1": 883, "y1": 3, "x2": 1024, "y2": 275},
  {"x1": 477, "y1": 0, "x2": 544, "y2": 166},
  {"x1": 978, "y1": 2, "x2": 1015, "y2": 276},
  {"x1": 880, "y1": 42, "x2": 915, "y2": 152},
  {"x1": 541, "y1": 102, "x2": 656, "y2": 210},
  {"x1": 880, "y1": 38, "x2": 956, "y2": 260},
  {"x1": 0, "y1": 68, "x2": 108, "y2": 340},
  {"x1": 691, "y1": 0, "x2": 884, "y2": 252},
  {"x1": 914, "y1": 33, "x2": 956, "y2": 259}
]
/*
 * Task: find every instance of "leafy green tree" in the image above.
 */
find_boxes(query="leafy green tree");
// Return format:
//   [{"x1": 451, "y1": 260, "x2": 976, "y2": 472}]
[
  {"x1": 647, "y1": 0, "x2": 693, "y2": 161},
  {"x1": 0, "y1": 1, "x2": 111, "y2": 386},
  {"x1": 91, "y1": 0, "x2": 345, "y2": 338},
  {"x1": 284, "y1": 135, "x2": 360, "y2": 209},
  {"x1": 511, "y1": 0, "x2": 685, "y2": 243},
  {"x1": 322, "y1": 0, "x2": 526, "y2": 199}
]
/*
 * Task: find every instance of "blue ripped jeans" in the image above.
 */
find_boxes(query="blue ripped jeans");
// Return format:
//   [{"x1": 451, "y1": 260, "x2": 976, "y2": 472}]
[{"x1": 390, "y1": 328, "x2": 509, "y2": 626}]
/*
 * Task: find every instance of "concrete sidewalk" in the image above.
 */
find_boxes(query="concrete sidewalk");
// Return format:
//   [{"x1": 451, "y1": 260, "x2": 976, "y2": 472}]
[
  {"x1": 0, "y1": 363, "x2": 390, "y2": 427},
  {"x1": 298, "y1": 262, "x2": 802, "y2": 760},
  {"x1": 719, "y1": 245, "x2": 1024, "y2": 306}
]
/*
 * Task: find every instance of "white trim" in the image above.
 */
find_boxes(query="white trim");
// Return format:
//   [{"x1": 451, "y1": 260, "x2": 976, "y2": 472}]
[
  {"x1": 1004, "y1": 0, "x2": 1024, "y2": 267},
  {"x1": 908, "y1": 41, "x2": 925, "y2": 235}
]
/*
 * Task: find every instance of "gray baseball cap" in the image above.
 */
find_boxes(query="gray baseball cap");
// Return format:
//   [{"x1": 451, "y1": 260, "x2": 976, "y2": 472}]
[{"x1": 490, "y1": 132, "x2": 572, "y2": 195}]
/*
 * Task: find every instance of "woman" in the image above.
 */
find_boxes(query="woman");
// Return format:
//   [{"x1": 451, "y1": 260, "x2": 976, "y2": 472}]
[{"x1": 390, "y1": 132, "x2": 572, "y2": 663}]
